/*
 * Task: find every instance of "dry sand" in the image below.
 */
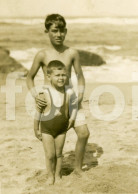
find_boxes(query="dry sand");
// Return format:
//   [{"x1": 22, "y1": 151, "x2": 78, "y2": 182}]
[{"x1": 0, "y1": 73, "x2": 138, "y2": 194}]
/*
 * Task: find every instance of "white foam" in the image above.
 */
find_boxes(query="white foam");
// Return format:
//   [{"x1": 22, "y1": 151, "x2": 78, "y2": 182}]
[
  {"x1": 0, "y1": 18, "x2": 43, "y2": 25},
  {"x1": 10, "y1": 48, "x2": 39, "y2": 70},
  {"x1": 67, "y1": 17, "x2": 138, "y2": 25},
  {"x1": 103, "y1": 45, "x2": 121, "y2": 51},
  {"x1": 84, "y1": 45, "x2": 121, "y2": 52}
]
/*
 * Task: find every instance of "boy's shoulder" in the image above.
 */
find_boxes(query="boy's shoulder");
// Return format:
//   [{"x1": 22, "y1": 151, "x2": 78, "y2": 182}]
[
  {"x1": 36, "y1": 48, "x2": 47, "y2": 56},
  {"x1": 34, "y1": 49, "x2": 47, "y2": 60},
  {"x1": 66, "y1": 87, "x2": 76, "y2": 96},
  {"x1": 67, "y1": 47, "x2": 79, "y2": 56},
  {"x1": 36, "y1": 46, "x2": 78, "y2": 56}
]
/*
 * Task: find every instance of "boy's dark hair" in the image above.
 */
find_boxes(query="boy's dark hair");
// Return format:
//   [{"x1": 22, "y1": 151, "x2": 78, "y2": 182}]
[
  {"x1": 45, "y1": 14, "x2": 66, "y2": 31},
  {"x1": 47, "y1": 60, "x2": 66, "y2": 74}
]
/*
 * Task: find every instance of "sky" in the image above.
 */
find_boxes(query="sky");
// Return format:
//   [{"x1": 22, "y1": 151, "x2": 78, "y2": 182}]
[{"x1": 0, "y1": 0, "x2": 138, "y2": 17}]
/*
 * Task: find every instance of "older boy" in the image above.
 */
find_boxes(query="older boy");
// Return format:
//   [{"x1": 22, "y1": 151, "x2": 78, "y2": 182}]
[{"x1": 26, "y1": 14, "x2": 90, "y2": 175}]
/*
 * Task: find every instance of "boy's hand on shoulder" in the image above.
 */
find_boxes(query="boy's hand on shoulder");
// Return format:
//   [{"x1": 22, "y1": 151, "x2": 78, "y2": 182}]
[{"x1": 67, "y1": 119, "x2": 75, "y2": 130}]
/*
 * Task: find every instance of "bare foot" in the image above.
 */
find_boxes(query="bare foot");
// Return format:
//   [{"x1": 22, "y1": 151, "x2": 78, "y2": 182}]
[
  {"x1": 71, "y1": 169, "x2": 83, "y2": 178},
  {"x1": 55, "y1": 176, "x2": 62, "y2": 184},
  {"x1": 46, "y1": 176, "x2": 54, "y2": 185}
]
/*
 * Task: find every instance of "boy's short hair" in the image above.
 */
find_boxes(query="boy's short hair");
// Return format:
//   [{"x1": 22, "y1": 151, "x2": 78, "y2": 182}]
[
  {"x1": 47, "y1": 60, "x2": 66, "y2": 74},
  {"x1": 45, "y1": 14, "x2": 66, "y2": 31}
]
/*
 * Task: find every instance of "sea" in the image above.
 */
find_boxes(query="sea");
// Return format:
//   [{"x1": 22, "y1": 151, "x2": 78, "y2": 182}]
[{"x1": 0, "y1": 16, "x2": 138, "y2": 83}]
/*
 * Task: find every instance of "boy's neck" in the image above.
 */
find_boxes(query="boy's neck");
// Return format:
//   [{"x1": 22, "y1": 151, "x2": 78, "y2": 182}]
[
  {"x1": 50, "y1": 43, "x2": 66, "y2": 53},
  {"x1": 50, "y1": 84, "x2": 65, "y2": 93}
]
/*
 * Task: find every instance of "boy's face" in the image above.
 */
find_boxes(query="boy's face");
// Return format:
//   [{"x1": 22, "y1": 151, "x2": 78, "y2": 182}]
[
  {"x1": 47, "y1": 23, "x2": 67, "y2": 46},
  {"x1": 49, "y1": 68, "x2": 67, "y2": 88}
]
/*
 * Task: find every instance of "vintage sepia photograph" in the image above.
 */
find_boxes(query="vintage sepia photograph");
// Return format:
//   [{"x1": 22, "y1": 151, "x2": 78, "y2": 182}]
[{"x1": 0, "y1": 0, "x2": 138, "y2": 193}]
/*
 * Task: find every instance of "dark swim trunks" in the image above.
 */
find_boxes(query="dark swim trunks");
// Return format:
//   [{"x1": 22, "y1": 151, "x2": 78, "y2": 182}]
[{"x1": 40, "y1": 89, "x2": 69, "y2": 138}]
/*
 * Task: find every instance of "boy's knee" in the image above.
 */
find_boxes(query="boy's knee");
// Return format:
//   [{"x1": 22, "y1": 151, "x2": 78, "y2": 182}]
[
  {"x1": 78, "y1": 131, "x2": 90, "y2": 140},
  {"x1": 47, "y1": 153, "x2": 55, "y2": 161},
  {"x1": 75, "y1": 125, "x2": 90, "y2": 139},
  {"x1": 56, "y1": 150, "x2": 63, "y2": 158}
]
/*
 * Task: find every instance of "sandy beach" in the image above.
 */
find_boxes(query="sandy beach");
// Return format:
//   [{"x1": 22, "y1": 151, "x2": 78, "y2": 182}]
[
  {"x1": 0, "y1": 71, "x2": 138, "y2": 194},
  {"x1": 0, "y1": 16, "x2": 138, "y2": 193}
]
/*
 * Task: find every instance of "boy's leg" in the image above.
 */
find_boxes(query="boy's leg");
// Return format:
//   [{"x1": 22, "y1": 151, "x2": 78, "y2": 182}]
[
  {"x1": 55, "y1": 133, "x2": 66, "y2": 181},
  {"x1": 42, "y1": 133, "x2": 56, "y2": 185},
  {"x1": 74, "y1": 124, "x2": 90, "y2": 173}
]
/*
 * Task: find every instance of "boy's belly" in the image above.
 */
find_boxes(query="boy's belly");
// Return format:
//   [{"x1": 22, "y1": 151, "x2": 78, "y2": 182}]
[{"x1": 40, "y1": 113, "x2": 68, "y2": 138}]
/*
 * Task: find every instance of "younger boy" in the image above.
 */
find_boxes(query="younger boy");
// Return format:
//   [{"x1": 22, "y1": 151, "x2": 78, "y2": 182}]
[{"x1": 34, "y1": 60, "x2": 77, "y2": 185}]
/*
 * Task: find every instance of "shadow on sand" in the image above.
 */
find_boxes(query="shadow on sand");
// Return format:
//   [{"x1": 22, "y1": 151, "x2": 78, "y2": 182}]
[{"x1": 62, "y1": 143, "x2": 103, "y2": 176}]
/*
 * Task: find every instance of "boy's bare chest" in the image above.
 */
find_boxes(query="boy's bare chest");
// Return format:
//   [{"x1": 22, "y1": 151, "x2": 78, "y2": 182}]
[{"x1": 43, "y1": 50, "x2": 73, "y2": 68}]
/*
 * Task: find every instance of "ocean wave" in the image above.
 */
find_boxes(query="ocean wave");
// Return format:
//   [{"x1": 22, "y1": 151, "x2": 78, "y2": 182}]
[
  {"x1": 102, "y1": 45, "x2": 121, "y2": 51},
  {"x1": 85, "y1": 45, "x2": 121, "y2": 52},
  {"x1": 10, "y1": 47, "x2": 105, "y2": 69},
  {"x1": 0, "y1": 18, "x2": 43, "y2": 25},
  {"x1": 1, "y1": 17, "x2": 138, "y2": 25},
  {"x1": 11, "y1": 47, "x2": 135, "y2": 69},
  {"x1": 67, "y1": 17, "x2": 138, "y2": 25},
  {"x1": 10, "y1": 48, "x2": 39, "y2": 69},
  {"x1": 10, "y1": 48, "x2": 138, "y2": 82}
]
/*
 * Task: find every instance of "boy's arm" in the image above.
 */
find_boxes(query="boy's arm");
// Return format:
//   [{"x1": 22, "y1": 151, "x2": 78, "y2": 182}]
[
  {"x1": 72, "y1": 49, "x2": 85, "y2": 105},
  {"x1": 26, "y1": 51, "x2": 43, "y2": 97},
  {"x1": 26, "y1": 51, "x2": 47, "y2": 108},
  {"x1": 68, "y1": 90, "x2": 78, "y2": 130},
  {"x1": 34, "y1": 111, "x2": 42, "y2": 141}
]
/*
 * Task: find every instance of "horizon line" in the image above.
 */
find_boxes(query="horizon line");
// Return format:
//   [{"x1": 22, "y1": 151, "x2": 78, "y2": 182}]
[{"x1": 0, "y1": 15, "x2": 138, "y2": 18}]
